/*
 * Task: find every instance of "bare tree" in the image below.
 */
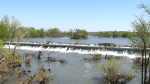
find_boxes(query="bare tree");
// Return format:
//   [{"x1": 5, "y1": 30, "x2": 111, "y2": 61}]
[
  {"x1": 140, "y1": 4, "x2": 150, "y2": 83},
  {"x1": 132, "y1": 17, "x2": 150, "y2": 84},
  {"x1": 140, "y1": 4, "x2": 150, "y2": 15}
]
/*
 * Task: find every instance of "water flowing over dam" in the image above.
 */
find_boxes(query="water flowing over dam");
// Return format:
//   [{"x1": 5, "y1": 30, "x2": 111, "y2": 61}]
[{"x1": 4, "y1": 42, "x2": 146, "y2": 59}]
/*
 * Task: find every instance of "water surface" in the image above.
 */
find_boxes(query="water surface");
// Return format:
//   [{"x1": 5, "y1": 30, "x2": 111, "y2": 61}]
[
  {"x1": 6, "y1": 50, "x2": 140, "y2": 84},
  {"x1": 25, "y1": 36, "x2": 130, "y2": 46}
]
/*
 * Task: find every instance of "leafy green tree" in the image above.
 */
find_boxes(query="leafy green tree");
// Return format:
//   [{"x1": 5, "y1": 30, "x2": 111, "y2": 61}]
[
  {"x1": 0, "y1": 16, "x2": 28, "y2": 55},
  {"x1": 39, "y1": 28, "x2": 45, "y2": 37},
  {"x1": 27, "y1": 27, "x2": 38, "y2": 37},
  {"x1": 46, "y1": 28, "x2": 62, "y2": 37},
  {"x1": 0, "y1": 16, "x2": 10, "y2": 41}
]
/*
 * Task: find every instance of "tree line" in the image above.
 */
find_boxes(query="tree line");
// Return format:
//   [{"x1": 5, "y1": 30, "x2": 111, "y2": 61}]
[
  {"x1": 0, "y1": 15, "x2": 146, "y2": 42},
  {"x1": 0, "y1": 16, "x2": 89, "y2": 40}
]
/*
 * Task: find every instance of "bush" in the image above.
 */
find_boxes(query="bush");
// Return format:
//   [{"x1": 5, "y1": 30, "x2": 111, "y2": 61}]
[
  {"x1": 101, "y1": 59, "x2": 134, "y2": 84},
  {"x1": 92, "y1": 54, "x2": 101, "y2": 61},
  {"x1": 84, "y1": 54, "x2": 101, "y2": 62},
  {"x1": 32, "y1": 67, "x2": 50, "y2": 84},
  {"x1": 0, "y1": 49, "x2": 22, "y2": 83}
]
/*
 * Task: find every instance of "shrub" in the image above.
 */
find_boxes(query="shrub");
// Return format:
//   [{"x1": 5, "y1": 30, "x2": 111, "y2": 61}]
[
  {"x1": 101, "y1": 59, "x2": 134, "y2": 84},
  {"x1": 92, "y1": 54, "x2": 101, "y2": 61}
]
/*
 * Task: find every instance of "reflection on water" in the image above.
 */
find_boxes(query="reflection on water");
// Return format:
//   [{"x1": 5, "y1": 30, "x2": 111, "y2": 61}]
[{"x1": 3, "y1": 50, "x2": 141, "y2": 84}]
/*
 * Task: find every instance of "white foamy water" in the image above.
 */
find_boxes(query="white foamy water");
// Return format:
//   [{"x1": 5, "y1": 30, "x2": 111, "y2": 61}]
[{"x1": 4, "y1": 45, "x2": 140, "y2": 59}]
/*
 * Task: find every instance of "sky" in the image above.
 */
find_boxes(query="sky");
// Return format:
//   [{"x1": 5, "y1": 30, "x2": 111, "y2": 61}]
[{"x1": 0, "y1": 0, "x2": 150, "y2": 31}]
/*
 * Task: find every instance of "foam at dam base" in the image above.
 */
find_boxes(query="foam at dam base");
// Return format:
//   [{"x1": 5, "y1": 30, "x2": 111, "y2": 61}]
[{"x1": 4, "y1": 45, "x2": 140, "y2": 59}]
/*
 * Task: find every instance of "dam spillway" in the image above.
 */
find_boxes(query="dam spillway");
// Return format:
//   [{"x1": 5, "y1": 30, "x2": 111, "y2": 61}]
[
  {"x1": 4, "y1": 42, "x2": 150, "y2": 52},
  {"x1": 4, "y1": 42, "x2": 149, "y2": 59}
]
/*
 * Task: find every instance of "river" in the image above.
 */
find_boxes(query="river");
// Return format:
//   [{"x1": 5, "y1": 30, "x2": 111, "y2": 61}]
[
  {"x1": 25, "y1": 36, "x2": 130, "y2": 46},
  {"x1": 4, "y1": 37, "x2": 140, "y2": 84}
]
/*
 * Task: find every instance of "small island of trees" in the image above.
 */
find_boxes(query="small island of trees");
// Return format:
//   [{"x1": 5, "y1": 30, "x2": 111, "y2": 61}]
[{"x1": 69, "y1": 29, "x2": 88, "y2": 39}]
